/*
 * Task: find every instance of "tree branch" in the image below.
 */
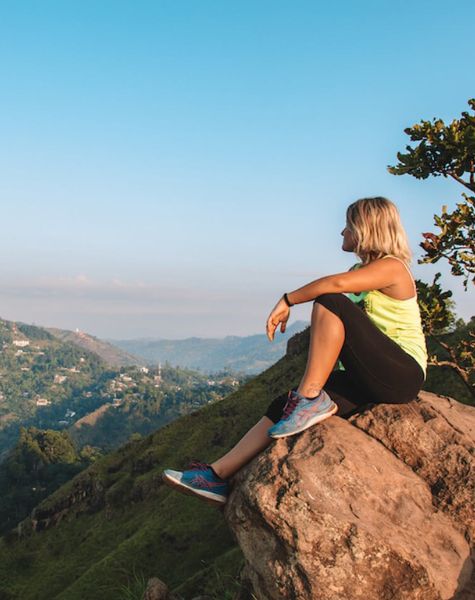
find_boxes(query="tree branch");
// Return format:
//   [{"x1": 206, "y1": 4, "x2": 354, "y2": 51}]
[
  {"x1": 428, "y1": 336, "x2": 475, "y2": 398},
  {"x1": 448, "y1": 172, "x2": 475, "y2": 192}
]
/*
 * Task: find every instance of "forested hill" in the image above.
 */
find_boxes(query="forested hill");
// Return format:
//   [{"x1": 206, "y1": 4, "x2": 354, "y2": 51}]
[
  {"x1": 0, "y1": 325, "x2": 309, "y2": 600},
  {"x1": 0, "y1": 316, "x2": 249, "y2": 538},
  {"x1": 46, "y1": 327, "x2": 140, "y2": 368},
  {"x1": 0, "y1": 318, "x2": 110, "y2": 460},
  {"x1": 112, "y1": 320, "x2": 309, "y2": 373},
  {"x1": 0, "y1": 318, "x2": 247, "y2": 460},
  {"x1": 0, "y1": 319, "x2": 472, "y2": 598}
]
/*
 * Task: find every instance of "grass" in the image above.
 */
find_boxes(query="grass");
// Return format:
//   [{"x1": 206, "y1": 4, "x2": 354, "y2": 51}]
[{"x1": 0, "y1": 349, "x2": 306, "y2": 599}]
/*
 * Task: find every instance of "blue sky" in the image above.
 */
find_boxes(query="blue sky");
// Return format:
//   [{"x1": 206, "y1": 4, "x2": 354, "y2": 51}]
[{"x1": 0, "y1": 1, "x2": 473, "y2": 338}]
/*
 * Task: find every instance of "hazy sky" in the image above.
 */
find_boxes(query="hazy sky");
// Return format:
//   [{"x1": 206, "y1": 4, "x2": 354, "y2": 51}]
[{"x1": 1, "y1": 1, "x2": 473, "y2": 339}]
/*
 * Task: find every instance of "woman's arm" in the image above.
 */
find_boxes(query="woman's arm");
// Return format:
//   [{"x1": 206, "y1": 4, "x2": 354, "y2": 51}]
[
  {"x1": 266, "y1": 258, "x2": 401, "y2": 341},
  {"x1": 286, "y1": 258, "x2": 400, "y2": 305}
]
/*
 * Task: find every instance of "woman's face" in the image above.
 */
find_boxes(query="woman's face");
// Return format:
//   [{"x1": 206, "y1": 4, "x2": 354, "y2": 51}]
[{"x1": 341, "y1": 222, "x2": 356, "y2": 252}]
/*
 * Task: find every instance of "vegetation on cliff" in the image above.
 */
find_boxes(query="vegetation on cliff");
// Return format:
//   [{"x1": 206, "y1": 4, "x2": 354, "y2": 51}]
[{"x1": 0, "y1": 343, "x2": 307, "y2": 599}]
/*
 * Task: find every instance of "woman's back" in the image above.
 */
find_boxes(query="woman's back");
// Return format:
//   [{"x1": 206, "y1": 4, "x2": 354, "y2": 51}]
[{"x1": 363, "y1": 255, "x2": 427, "y2": 376}]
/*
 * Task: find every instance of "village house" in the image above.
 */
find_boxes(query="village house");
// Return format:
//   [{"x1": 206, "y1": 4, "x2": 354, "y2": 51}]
[
  {"x1": 13, "y1": 340, "x2": 30, "y2": 348},
  {"x1": 36, "y1": 398, "x2": 51, "y2": 407}
]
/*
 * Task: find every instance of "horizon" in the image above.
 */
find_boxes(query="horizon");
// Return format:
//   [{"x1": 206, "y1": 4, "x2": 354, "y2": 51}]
[{"x1": 1, "y1": 1, "x2": 474, "y2": 338}]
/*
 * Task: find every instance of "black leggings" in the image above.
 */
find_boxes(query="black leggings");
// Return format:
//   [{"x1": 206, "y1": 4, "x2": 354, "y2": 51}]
[{"x1": 265, "y1": 293, "x2": 425, "y2": 422}]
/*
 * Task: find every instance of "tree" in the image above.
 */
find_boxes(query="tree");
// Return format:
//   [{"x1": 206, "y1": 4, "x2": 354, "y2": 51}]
[
  {"x1": 389, "y1": 99, "x2": 475, "y2": 402},
  {"x1": 388, "y1": 98, "x2": 475, "y2": 288},
  {"x1": 416, "y1": 274, "x2": 474, "y2": 399}
]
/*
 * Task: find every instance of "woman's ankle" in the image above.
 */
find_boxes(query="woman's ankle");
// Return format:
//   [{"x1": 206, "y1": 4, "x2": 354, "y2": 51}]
[
  {"x1": 210, "y1": 463, "x2": 227, "y2": 480},
  {"x1": 296, "y1": 385, "x2": 321, "y2": 399}
]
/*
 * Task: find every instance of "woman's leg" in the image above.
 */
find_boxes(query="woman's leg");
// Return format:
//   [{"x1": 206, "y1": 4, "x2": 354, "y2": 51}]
[
  {"x1": 297, "y1": 302, "x2": 345, "y2": 398},
  {"x1": 264, "y1": 371, "x2": 371, "y2": 425},
  {"x1": 264, "y1": 293, "x2": 424, "y2": 428},
  {"x1": 211, "y1": 416, "x2": 274, "y2": 480},
  {"x1": 312, "y1": 293, "x2": 425, "y2": 404}
]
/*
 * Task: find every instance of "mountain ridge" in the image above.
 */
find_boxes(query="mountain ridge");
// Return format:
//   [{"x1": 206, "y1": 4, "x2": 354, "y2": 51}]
[
  {"x1": 46, "y1": 327, "x2": 141, "y2": 368},
  {"x1": 111, "y1": 320, "x2": 309, "y2": 373}
]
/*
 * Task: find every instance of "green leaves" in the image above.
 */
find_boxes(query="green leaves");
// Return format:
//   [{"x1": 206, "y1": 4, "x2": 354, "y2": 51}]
[
  {"x1": 416, "y1": 274, "x2": 455, "y2": 336},
  {"x1": 418, "y1": 195, "x2": 475, "y2": 289},
  {"x1": 389, "y1": 99, "x2": 475, "y2": 288},
  {"x1": 416, "y1": 276, "x2": 474, "y2": 399},
  {"x1": 388, "y1": 98, "x2": 475, "y2": 191}
]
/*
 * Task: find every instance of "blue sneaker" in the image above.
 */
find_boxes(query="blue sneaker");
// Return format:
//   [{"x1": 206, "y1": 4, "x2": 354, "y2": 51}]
[
  {"x1": 162, "y1": 461, "x2": 229, "y2": 506},
  {"x1": 268, "y1": 389, "x2": 337, "y2": 438}
]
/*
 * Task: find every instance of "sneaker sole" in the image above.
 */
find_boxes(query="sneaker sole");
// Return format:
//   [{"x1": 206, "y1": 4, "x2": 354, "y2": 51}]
[
  {"x1": 269, "y1": 402, "x2": 338, "y2": 439},
  {"x1": 161, "y1": 471, "x2": 227, "y2": 507}
]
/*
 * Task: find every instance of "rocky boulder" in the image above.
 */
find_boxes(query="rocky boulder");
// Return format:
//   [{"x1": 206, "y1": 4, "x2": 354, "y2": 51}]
[{"x1": 225, "y1": 392, "x2": 474, "y2": 599}]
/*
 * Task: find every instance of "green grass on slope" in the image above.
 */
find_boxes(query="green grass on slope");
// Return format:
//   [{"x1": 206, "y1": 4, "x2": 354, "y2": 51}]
[{"x1": 0, "y1": 349, "x2": 307, "y2": 600}]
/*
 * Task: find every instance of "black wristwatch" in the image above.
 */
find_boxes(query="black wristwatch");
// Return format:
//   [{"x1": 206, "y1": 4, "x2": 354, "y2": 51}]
[{"x1": 283, "y1": 293, "x2": 294, "y2": 307}]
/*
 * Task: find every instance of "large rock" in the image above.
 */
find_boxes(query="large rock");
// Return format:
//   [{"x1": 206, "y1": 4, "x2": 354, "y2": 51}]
[{"x1": 225, "y1": 392, "x2": 474, "y2": 600}]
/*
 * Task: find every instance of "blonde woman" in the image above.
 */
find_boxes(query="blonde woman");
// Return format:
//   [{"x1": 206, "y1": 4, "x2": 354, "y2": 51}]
[{"x1": 163, "y1": 197, "x2": 428, "y2": 505}]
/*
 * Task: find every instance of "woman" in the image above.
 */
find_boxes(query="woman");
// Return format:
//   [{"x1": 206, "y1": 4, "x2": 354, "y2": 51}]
[{"x1": 162, "y1": 197, "x2": 427, "y2": 505}]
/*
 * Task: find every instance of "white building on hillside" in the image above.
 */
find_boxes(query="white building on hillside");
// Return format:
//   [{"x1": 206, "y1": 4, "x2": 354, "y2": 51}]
[
  {"x1": 36, "y1": 398, "x2": 51, "y2": 407},
  {"x1": 13, "y1": 340, "x2": 30, "y2": 347}
]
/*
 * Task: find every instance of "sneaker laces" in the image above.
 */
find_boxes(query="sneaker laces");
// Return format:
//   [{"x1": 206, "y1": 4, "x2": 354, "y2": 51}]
[
  {"x1": 188, "y1": 460, "x2": 210, "y2": 471},
  {"x1": 282, "y1": 391, "x2": 301, "y2": 419}
]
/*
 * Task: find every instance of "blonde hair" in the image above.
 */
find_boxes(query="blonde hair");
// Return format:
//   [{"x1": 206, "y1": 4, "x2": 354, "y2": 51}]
[{"x1": 346, "y1": 197, "x2": 412, "y2": 265}]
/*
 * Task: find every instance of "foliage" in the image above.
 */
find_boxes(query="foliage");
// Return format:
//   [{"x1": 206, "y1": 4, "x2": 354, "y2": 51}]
[
  {"x1": 416, "y1": 274, "x2": 455, "y2": 334},
  {"x1": 416, "y1": 276, "x2": 474, "y2": 400},
  {"x1": 0, "y1": 315, "x2": 248, "y2": 540},
  {"x1": 419, "y1": 197, "x2": 475, "y2": 288},
  {"x1": 0, "y1": 341, "x2": 306, "y2": 600},
  {"x1": 0, "y1": 426, "x2": 90, "y2": 535},
  {"x1": 388, "y1": 98, "x2": 475, "y2": 288},
  {"x1": 424, "y1": 318, "x2": 475, "y2": 404},
  {"x1": 16, "y1": 323, "x2": 54, "y2": 341}
]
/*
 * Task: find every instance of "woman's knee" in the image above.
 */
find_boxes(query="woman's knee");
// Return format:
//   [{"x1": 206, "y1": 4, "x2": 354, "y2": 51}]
[{"x1": 313, "y1": 293, "x2": 348, "y2": 317}]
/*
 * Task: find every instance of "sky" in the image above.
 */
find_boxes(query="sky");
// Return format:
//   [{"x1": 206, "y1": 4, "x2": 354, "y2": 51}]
[{"x1": 0, "y1": 1, "x2": 473, "y2": 339}]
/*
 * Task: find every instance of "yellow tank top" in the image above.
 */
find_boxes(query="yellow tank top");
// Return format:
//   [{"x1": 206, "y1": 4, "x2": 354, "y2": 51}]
[{"x1": 347, "y1": 255, "x2": 428, "y2": 377}]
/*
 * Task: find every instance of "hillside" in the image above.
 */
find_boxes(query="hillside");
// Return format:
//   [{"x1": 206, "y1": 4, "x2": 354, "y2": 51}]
[
  {"x1": 0, "y1": 335, "x2": 308, "y2": 599},
  {"x1": 0, "y1": 317, "x2": 246, "y2": 461},
  {"x1": 46, "y1": 327, "x2": 141, "y2": 368},
  {"x1": 0, "y1": 426, "x2": 97, "y2": 536},
  {"x1": 111, "y1": 320, "x2": 308, "y2": 373},
  {"x1": 66, "y1": 366, "x2": 248, "y2": 453},
  {"x1": 0, "y1": 319, "x2": 113, "y2": 460},
  {"x1": 0, "y1": 317, "x2": 249, "y2": 538},
  {"x1": 0, "y1": 323, "x2": 472, "y2": 599}
]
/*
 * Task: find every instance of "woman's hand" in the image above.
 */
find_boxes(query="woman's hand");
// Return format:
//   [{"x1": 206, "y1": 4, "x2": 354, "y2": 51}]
[{"x1": 266, "y1": 296, "x2": 290, "y2": 341}]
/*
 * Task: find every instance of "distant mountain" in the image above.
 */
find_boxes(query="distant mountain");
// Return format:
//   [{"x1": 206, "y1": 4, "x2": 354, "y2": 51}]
[
  {"x1": 111, "y1": 320, "x2": 309, "y2": 373},
  {"x1": 46, "y1": 327, "x2": 140, "y2": 368}
]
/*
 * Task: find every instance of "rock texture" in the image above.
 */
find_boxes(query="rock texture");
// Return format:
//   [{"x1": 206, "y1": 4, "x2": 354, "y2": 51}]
[
  {"x1": 142, "y1": 577, "x2": 177, "y2": 600},
  {"x1": 225, "y1": 392, "x2": 474, "y2": 600}
]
